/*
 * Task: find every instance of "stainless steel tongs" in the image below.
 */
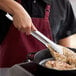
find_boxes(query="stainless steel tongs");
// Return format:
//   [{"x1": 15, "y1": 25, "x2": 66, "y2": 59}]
[
  {"x1": 31, "y1": 31, "x2": 63, "y2": 54},
  {"x1": 6, "y1": 13, "x2": 64, "y2": 54}
]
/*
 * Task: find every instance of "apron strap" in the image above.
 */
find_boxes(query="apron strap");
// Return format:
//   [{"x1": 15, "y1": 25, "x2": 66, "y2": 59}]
[{"x1": 44, "y1": 5, "x2": 51, "y2": 19}]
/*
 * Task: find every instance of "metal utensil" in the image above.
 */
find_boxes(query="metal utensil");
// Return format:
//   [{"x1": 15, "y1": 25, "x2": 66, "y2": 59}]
[
  {"x1": 5, "y1": 13, "x2": 64, "y2": 54},
  {"x1": 31, "y1": 31, "x2": 63, "y2": 54}
]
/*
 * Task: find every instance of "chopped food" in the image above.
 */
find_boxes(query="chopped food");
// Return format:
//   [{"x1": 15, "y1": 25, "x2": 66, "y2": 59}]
[
  {"x1": 45, "y1": 44, "x2": 76, "y2": 70},
  {"x1": 45, "y1": 60, "x2": 76, "y2": 70},
  {"x1": 47, "y1": 44, "x2": 67, "y2": 62},
  {"x1": 63, "y1": 48, "x2": 76, "y2": 66}
]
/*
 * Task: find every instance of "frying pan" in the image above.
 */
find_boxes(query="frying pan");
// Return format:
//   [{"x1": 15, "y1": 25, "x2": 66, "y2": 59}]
[
  {"x1": 29, "y1": 48, "x2": 76, "y2": 76},
  {"x1": 9, "y1": 48, "x2": 76, "y2": 76}
]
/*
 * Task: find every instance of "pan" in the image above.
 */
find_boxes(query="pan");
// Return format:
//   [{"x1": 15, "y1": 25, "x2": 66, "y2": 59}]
[
  {"x1": 27, "y1": 48, "x2": 76, "y2": 76},
  {"x1": 9, "y1": 48, "x2": 76, "y2": 76}
]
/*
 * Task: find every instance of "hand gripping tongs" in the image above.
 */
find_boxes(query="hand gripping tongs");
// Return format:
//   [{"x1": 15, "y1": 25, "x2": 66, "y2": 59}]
[{"x1": 6, "y1": 13, "x2": 64, "y2": 54}]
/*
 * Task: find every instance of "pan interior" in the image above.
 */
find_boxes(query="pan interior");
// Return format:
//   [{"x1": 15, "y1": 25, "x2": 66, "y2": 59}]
[{"x1": 39, "y1": 58, "x2": 76, "y2": 71}]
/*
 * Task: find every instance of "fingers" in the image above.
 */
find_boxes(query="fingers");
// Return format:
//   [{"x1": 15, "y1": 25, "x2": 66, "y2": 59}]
[
  {"x1": 14, "y1": 23, "x2": 37, "y2": 35},
  {"x1": 13, "y1": 11, "x2": 37, "y2": 35},
  {"x1": 31, "y1": 23, "x2": 37, "y2": 31},
  {"x1": 17, "y1": 24, "x2": 31, "y2": 35},
  {"x1": 13, "y1": 15, "x2": 37, "y2": 35},
  {"x1": 25, "y1": 23, "x2": 37, "y2": 35}
]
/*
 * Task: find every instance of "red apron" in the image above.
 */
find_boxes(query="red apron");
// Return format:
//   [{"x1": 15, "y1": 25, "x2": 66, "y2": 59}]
[{"x1": 0, "y1": 1, "x2": 52, "y2": 67}]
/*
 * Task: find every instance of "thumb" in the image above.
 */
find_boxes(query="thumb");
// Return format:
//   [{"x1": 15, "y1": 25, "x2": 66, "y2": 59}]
[{"x1": 31, "y1": 23, "x2": 37, "y2": 31}]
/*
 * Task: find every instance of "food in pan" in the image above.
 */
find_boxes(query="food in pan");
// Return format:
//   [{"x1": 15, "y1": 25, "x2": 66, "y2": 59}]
[
  {"x1": 63, "y1": 47, "x2": 76, "y2": 66},
  {"x1": 47, "y1": 44, "x2": 67, "y2": 62},
  {"x1": 45, "y1": 44, "x2": 76, "y2": 70},
  {"x1": 45, "y1": 60, "x2": 76, "y2": 70}
]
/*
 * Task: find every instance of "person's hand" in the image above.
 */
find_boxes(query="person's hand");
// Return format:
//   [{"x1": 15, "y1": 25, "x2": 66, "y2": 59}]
[
  {"x1": 13, "y1": 11, "x2": 37, "y2": 35},
  {"x1": 0, "y1": 0, "x2": 37, "y2": 35}
]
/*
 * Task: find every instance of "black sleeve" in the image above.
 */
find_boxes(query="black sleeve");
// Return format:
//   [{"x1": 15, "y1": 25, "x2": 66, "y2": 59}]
[{"x1": 56, "y1": 0, "x2": 76, "y2": 41}]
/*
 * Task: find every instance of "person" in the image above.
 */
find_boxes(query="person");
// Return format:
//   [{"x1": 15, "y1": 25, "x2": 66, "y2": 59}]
[{"x1": 0, "y1": 0, "x2": 76, "y2": 67}]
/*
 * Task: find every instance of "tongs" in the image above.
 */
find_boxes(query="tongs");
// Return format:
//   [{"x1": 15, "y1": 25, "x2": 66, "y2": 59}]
[
  {"x1": 6, "y1": 13, "x2": 67, "y2": 54},
  {"x1": 31, "y1": 31, "x2": 63, "y2": 54}
]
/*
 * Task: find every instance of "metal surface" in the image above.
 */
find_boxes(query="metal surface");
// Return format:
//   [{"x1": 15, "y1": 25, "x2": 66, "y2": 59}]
[{"x1": 31, "y1": 31, "x2": 63, "y2": 54}]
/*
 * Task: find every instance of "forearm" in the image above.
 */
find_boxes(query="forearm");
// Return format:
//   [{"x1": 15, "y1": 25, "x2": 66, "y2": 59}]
[
  {"x1": 0, "y1": 0, "x2": 36, "y2": 34},
  {"x1": 58, "y1": 34, "x2": 76, "y2": 48},
  {"x1": 0, "y1": 0, "x2": 28, "y2": 16}
]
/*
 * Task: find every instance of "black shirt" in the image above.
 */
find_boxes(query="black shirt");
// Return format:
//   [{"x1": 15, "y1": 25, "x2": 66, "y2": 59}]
[{"x1": 0, "y1": 0, "x2": 76, "y2": 44}]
